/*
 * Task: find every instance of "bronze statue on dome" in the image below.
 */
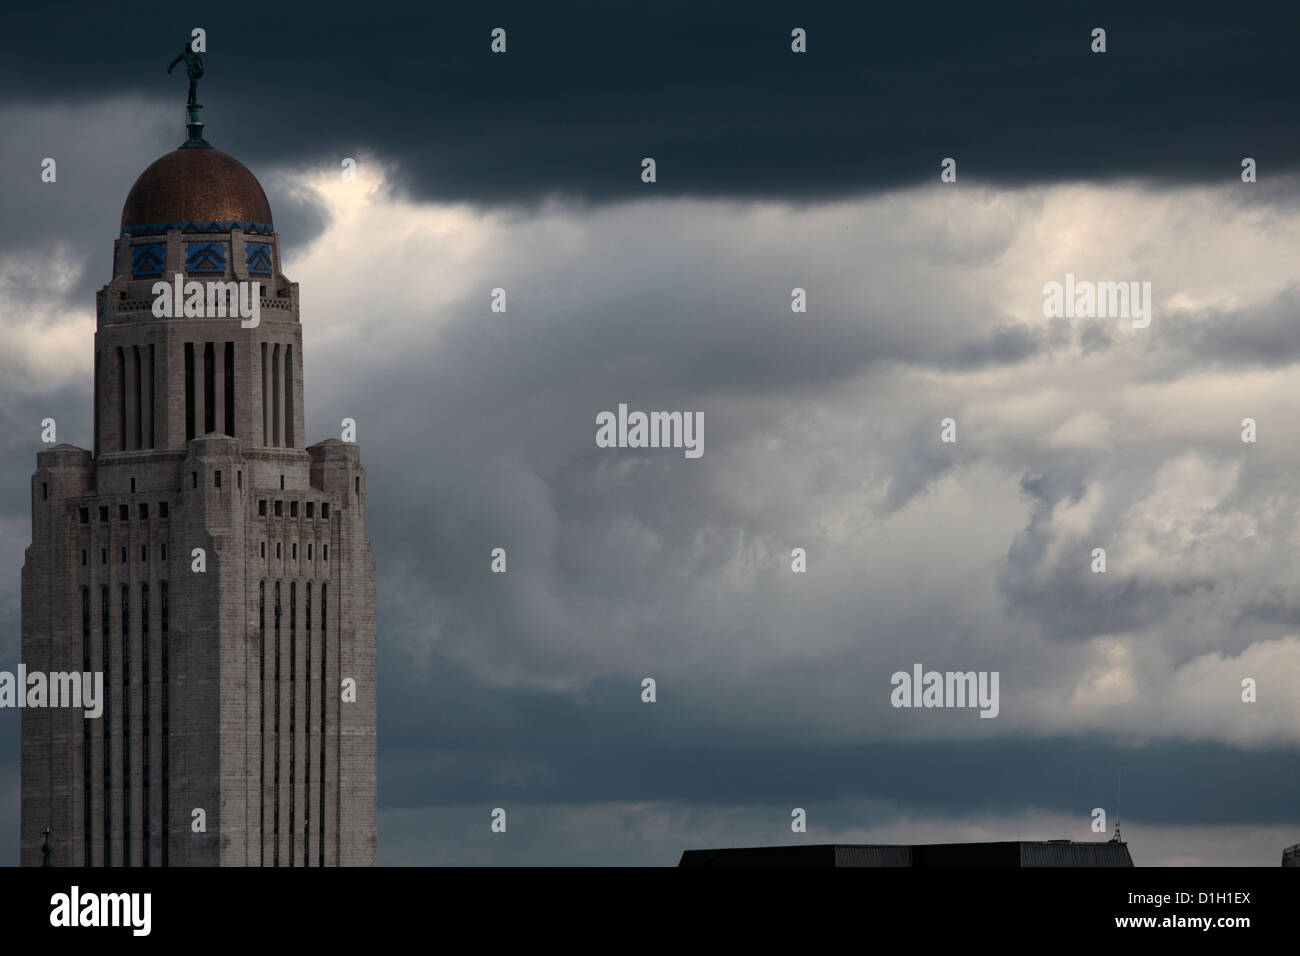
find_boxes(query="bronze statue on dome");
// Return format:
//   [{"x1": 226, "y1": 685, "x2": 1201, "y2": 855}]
[{"x1": 167, "y1": 41, "x2": 205, "y2": 106}]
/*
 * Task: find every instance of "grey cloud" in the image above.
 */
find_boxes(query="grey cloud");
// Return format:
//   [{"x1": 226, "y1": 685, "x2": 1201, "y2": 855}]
[{"x1": 1160, "y1": 284, "x2": 1300, "y2": 369}]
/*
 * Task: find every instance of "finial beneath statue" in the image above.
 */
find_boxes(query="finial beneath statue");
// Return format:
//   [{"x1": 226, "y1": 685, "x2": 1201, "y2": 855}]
[{"x1": 168, "y1": 38, "x2": 210, "y2": 148}]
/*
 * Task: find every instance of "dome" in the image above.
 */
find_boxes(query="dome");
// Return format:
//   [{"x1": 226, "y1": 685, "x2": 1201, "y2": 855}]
[{"x1": 120, "y1": 146, "x2": 273, "y2": 232}]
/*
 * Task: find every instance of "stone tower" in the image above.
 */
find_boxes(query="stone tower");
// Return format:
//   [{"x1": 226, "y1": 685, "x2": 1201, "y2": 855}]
[{"x1": 19, "y1": 100, "x2": 377, "y2": 865}]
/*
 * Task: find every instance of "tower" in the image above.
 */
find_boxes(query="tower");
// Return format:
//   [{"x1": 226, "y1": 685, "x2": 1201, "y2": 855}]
[{"x1": 19, "y1": 89, "x2": 377, "y2": 865}]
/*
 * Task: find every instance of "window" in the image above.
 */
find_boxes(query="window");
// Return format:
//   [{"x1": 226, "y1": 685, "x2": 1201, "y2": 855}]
[
  {"x1": 323, "y1": 544, "x2": 328, "y2": 562},
  {"x1": 192, "y1": 471, "x2": 198, "y2": 489},
  {"x1": 274, "y1": 500, "x2": 283, "y2": 517},
  {"x1": 149, "y1": 344, "x2": 157, "y2": 449},
  {"x1": 81, "y1": 550, "x2": 87, "y2": 567},
  {"x1": 259, "y1": 499, "x2": 267, "y2": 516},
  {"x1": 99, "y1": 506, "x2": 108, "y2": 522},
  {"x1": 186, "y1": 343, "x2": 197, "y2": 439},
  {"x1": 161, "y1": 544, "x2": 167, "y2": 561},
  {"x1": 355, "y1": 476, "x2": 360, "y2": 496},
  {"x1": 280, "y1": 474, "x2": 285, "y2": 490},
  {"x1": 141, "y1": 545, "x2": 148, "y2": 562},
  {"x1": 118, "y1": 347, "x2": 127, "y2": 453},
  {"x1": 215, "y1": 470, "x2": 222, "y2": 489},
  {"x1": 119, "y1": 504, "x2": 129, "y2": 521},
  {"x1": 238, "y1": 470, "x2": 243, "y2": 490},
  {"x1": 225, "y1": 342, "x2": 235, "y2": 439},
  {"x1": 261, "y1": 542, "x2": 266, "y2": 559},
  {"x1": 130, "y1": 478, "x2": 136, "y2": 493},
  {"x1": 204, "y1": 342, "x2": 215, "y2": 434},
  {"x1": 139, "y1": 502, "x2": 149, "y2": 520},
  {"x1": 322, "y1": 503, "x2": 330, "y2": 520},
  {"x1": 276, "y1": 543, "x2": 282, "y2": 559},
  {"x1": 101, "y1": 549, "x2": 106, "y2": 565},
  {"x1": 121, "y1": 547, "x2": 127, "y2": 564},
  {"x1": 292, "y1": 543, "x2": 298, "y2": 559},
  {"x1": 291, "y1": 501, "x2": 299, "y2": 518},
  {"x1": 41, "y1": 483, "x2": 47, "y2": 501},
  {"x1": 306, "y1": 502, "x2": 314, "y2": 519},
  {"x1": 159, "y1": 502, "x2": 168, "y2": 518},
  {"x1": 284, "y1": 346, "x2": 294, "y2": 447},
  {"x1": 307, "y1": 543, "x2": 313, "y2": 560},
  {"x1": 261, "y1": 342, "x2": 269, "y2": 444},
  {"x1": 79, "y1": 507, "x2": 89, "y2": 523}
]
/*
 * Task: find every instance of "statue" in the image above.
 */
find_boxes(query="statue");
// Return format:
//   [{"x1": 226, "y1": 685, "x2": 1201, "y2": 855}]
[
  {"x1": 40, "y1": 826, "x2": 51, "y2": 867},
  {"x1": 168, "y1": 41, "x2": 205, "y2": 106}
]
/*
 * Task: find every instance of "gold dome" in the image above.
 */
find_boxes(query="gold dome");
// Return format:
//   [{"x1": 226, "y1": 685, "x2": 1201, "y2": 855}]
[{"x1": 120, "y1": 147, "x2": 272, "y2": 231}]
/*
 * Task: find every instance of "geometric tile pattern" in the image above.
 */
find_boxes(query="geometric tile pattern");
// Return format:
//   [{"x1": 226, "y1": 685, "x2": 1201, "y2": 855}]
[
  {"x1": 245, "y1": 242, "x2": 272, "y2": 276},
  {"x1": 122, "y1": 220, "x2": 274, "y2": 238},
  {"x1": 185, "y1": 241, "x2": 228, "y2": 275},
  {"x1": 130, "y1": 242, "x2": 165, "y2": 278}
]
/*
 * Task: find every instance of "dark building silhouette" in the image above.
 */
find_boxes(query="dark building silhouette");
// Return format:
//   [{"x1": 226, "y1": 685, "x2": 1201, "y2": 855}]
[
  {"x1": 680, "y1": 841, "x2": 1135, "y2": 867},
  {"x1": 1283, "y1": 844, "x2": 1299, "y2": 867}
]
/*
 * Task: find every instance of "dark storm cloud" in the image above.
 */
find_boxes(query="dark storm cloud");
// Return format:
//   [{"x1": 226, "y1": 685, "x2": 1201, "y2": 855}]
[
  {"x1": 376, "y1": 647, "x2": 1300, "y2": 827},
  {"x1": 1, "y1": 1, "x2": 1298, "y2": 209},
  {"x1": 0, "y1": 99, "x2": 172, "y2": 308}
]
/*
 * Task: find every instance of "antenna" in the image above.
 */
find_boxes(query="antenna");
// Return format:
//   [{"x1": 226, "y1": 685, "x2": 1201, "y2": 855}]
[{"x1": 1111, "y1": 769, "x2": 1122, "y2": 843}]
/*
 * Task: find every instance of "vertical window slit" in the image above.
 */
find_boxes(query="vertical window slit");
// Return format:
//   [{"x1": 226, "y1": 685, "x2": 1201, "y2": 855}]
[
  {"x1": 225, "y1": 342, "x2": 235, "y2": 437},
  {"x1": 133, "y1": 345, "x2": 143, "y2": 451},
  {"x1": 184, "y1": 343, "x2": 195, "y2": 442},
  {"x1": 261, "y1": 342, "x2": 269, "y2": 445},
  {"x1": 118, "y1": 347, "x2": 127, "y2": 451},
  {"x1": 272, "y1": 344, "x2": 282, "y2": 447},
  {"x1": 204, "y1": 342, "x2": 215, "y2": 435},
  {"x1": 148, "y1": 344, "x2": 156, "y2": 449},
  {"x1": 284, "y1": 344, "x2": 294, "y2": 447}
]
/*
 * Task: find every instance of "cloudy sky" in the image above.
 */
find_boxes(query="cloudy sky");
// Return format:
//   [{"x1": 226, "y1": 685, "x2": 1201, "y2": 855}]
[{"x1": 2, "y1": 1, "x2": 1299, "y2": 865}]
